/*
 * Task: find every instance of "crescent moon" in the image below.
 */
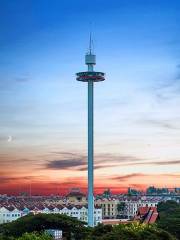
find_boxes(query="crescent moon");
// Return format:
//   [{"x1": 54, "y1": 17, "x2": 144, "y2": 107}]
[{"x1": 7, "y1": 136, "x2": 12, "y2": 142}]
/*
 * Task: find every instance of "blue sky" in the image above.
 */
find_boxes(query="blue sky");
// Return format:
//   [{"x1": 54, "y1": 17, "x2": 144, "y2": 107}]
[{"x1": 0, "y1": 0, "x2": 180, "y2": 194}]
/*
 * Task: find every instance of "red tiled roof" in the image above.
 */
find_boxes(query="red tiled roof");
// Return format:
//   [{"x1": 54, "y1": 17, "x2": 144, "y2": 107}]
[
  {"x1": 149, "y1": 212, "x2": 158, "y2": 223},
  {"x1": 138, "y1": 207, "x2": 149, "y2": 216},
  {"x1": 136, "y1": 207, "x2": 158, "y2": 224},
  {"x1": 144, "y1": 210, "x2": 158, "y2": 224}
]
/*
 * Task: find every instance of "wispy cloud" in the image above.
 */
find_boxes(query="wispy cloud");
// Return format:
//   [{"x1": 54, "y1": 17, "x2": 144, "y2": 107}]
[
  {"x1": 78, "y1": 164, "x2": 119, "y2": 171},
  {"x1": 46, "y1": 159, "x2": 86, "y2": 170},
  {"x1": 49, "y1": 151, "x2": 140, "y2": 163},
  {"x1": 44, "y1": 152, "x2": 141, "y2": 171},
  {"x1": 0, "y1": 175, "x2": 48, "y2": 184},
  {"x1": 0, "y1": 156, "x2": 38, "y2": 166},
  {"x1": 151, "y1": 160, "x2": 180, "y2": 165},
  {"x1": 154, "y1": 64, "x2": 180, "y2": 95},
  {"x1": 112, "y1": 173, "x2": 180, "y2": 182},
  {"x1": 138, "y1": 119, "x2": 179, "y2": 130},
  {"x1": 43, "y1": 150, "x2": 180, "y2": 171},
  {"x1": 119, "y1": 160, "x2": 180, "y2": 167},
  {"x1": 45, "y1": 159, "x2": 120, "y2": 171},
  {"x1": 0, "y1": 75, "x2": 30, "y2": 92},
  {"x1": 112, "y1": 173, "x2": 145, "y2": 181},
  {"x1": 15, "y1": 76, "x2": 30, "y2": 83}
]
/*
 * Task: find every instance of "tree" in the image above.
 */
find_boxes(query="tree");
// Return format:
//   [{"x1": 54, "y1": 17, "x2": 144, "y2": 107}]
[
  {"x1": 17, "y1": 233, "x2": 52, "y2": 240},
  {"x1": 117, "y1": 202, "x2": 126, "y2": 212},
  {"x1": 0, "y1": 212, "x2": 177, "y2": 240},
  {"x1": 103, "y1": 189, "x2": 111, "y2": 198},
  {"x1": 86, "y1": 224, "x2": 113, "y2": 239},
  {"x1": 0, "y1": 214, "x2": 89, "y2": 240},
  {"x1": 0, "y1": 233, "x2": 52, "y2": 240},
  {"x1": 88, "y1": 223, "x2": 176, "y2": 240},
  {"x1": 157, "y1": 200, "x2": 180, "y2": 239}
]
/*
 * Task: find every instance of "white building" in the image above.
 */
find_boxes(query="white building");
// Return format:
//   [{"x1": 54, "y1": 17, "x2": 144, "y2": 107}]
[
  {"x1": 122, "y1": 199, "x2": 158, "y2": 218},
  {"x1": 0, "y1": 205, "x2": 102, "y2": 226},
  {"x1": 0, "y1": 206, "x2": 22, "y2": 224}
]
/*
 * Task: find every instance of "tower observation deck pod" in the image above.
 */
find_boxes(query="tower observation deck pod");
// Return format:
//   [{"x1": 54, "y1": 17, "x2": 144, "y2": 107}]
[
  {"x1": 76, "y1": 52, "x2": 105, "y2": 82},
  {"x1": 76, "y1": 36, "x2": 105, "y2": 227},
  {"x1": 85, "y1": 54, "x2": 96, "y2": 65},
  {"x1": 76, "y1": 71, "x2": 105, "y2": 82}
]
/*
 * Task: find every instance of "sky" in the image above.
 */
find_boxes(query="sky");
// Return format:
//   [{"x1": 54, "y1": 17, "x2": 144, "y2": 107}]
[{"x1": 0, "y1": 0, "x2": 180, "y2": 195}]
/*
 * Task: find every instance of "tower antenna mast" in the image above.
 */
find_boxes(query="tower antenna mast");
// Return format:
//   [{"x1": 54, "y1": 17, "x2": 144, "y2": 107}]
[{"x1": 89, "y1": 32, "x2": 92, "y2": 54}]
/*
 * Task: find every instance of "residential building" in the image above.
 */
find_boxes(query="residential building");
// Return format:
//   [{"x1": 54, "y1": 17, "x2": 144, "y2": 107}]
[
  {"x1": 0, "y1": 204, "x2": 102, "y2": 226},
  {"x1": 96, "y1": 199, "x2": 119, "y2": 219},
  {"x1": 0, "y1": 206, "x2": 22, "y2": 224},
  {"x1": 66, "y1": 189, "x2": 86, "y2": 203},
  {"x1": 119, "y1": 199, "x2": 158, "y2": 218}
]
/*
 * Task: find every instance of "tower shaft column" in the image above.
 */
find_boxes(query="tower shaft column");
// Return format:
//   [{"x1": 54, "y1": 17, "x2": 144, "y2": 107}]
[
  {"x1": 88, "y1": 62, "x2": 94, "y2": 227},
  {"x1": 88, "y1": 79, "x2": 94, "y2": 227}
]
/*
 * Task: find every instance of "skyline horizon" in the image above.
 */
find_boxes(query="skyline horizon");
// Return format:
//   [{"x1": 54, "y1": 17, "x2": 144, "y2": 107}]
[
  {"x1": 1, "y1": 0, "x2": 180, "y2": 195},
  {"x1": 1, "y1": 181, "x2": 179, "y2": 196}
]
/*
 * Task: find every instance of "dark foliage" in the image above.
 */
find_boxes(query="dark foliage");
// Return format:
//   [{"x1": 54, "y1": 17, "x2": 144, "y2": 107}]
[
  {"x1": 0, "y1": 212, "x2": 178, "y2": 240},
  {"x1": 86, "y1": 223, "x2": 176, "y2": 240},
  {"x1": 0, "y1": 213, "x2": 90, "y2": 240},
  {"x1": 157, "y1": 200, "x2": 180, "y2": 239}
]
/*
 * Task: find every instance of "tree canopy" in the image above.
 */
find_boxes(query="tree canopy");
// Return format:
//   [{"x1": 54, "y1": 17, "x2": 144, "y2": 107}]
[
  {"x1": 0, "y1": 212, "x2": 178, "y2": 240},
  {"x1": 17, "y1": 233, "x2": 52, "y2": 240},
  {"x1": 117, "y1": 202, "x2": 126, "y2": 212},
  {"x1": 157, "y1": 200, "x2": 180, "y2": 239},
  {"x1": 0, "y1": 213, "x2": 90, "y2": 240},
  {"x1": 86, "y1": 223, "x2": 176, "y2": 240}
]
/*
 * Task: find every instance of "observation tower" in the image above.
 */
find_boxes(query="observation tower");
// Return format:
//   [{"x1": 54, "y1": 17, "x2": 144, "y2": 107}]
[{"x1": 76, "y1": 36, "x2": 105, "y2": 227}]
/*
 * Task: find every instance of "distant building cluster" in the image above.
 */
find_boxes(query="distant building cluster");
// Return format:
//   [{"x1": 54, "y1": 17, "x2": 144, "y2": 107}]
[
  {"x1": 0, "y1": 203, "x2": 102, "y2": 225},
  {"x1": 146, "y1": 186, "x2": 180, "y2": 195},
  {"x1": 0, "y1": 186, "x2": 179, "y2": 226},
  {"x1": 96, "y1": 197, "x2": 158, "y2": 219},
  {"x1": 0, "y1": 189, "x2": 102, "y2": 225}
]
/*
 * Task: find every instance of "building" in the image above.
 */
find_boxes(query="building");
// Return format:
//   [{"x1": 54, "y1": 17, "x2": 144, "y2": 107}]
[
  {"x1": 0, "y1": 204, "x2": 102, "y2": 226},
  {"x1": 46, "y1": 229, "x2": 62, "y2": 239},
  {"x1": 66, "y1": 189, "x2": 86, "y2": 203},
  {"x1": 175, "y1": 188, "x2": 180, "y2": 194},
  {"x1": 135, "y1": 206, "x2": 158, "y2": 224},
  {"x1": 96, "y1": 199, "x2": 119, "y2": 219},
  {"x1": 0, "y1": 206, "x2": 22, "y2": 224},
  {"x1": 146, "y1": 186, "x2": 169, "y2": 195},
  {"x1": 119, "y1": 199, "x2": 158, "y2": 219}
]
